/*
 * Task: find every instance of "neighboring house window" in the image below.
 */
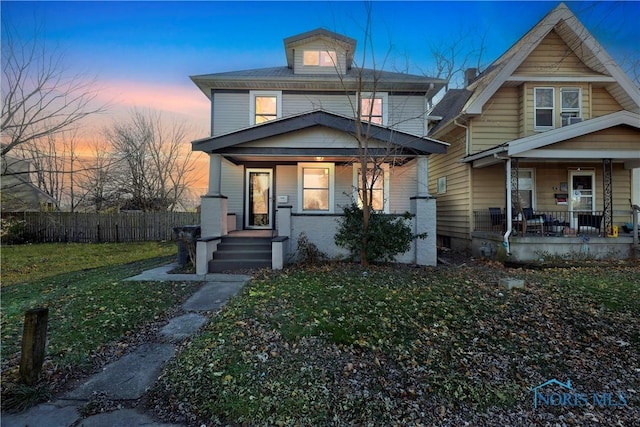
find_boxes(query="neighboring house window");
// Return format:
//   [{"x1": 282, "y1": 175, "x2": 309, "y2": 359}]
[
  {"x1": 560, "y1": 88, "x2": 581, "y2": 126},
  {"x1": 360, "y1": 93, "x2": 388, "y2": 125},
  {"x1": 353, "y1": 163, "x2": 389, "y2": 213},
  {"x1": 298, "y1": 162, "x2": 334, "y2": 213},
  {"x1": 250, "y1": 91, "x2": 282, "y2": 125},
  {"x1": 515, "y1": 169, "x2": 536, "y2": 209},
  {"x1": 303, "y1": 50, "x2": 337, "y2": 67},
  {"x1": 534, "y1": 87, "x2": 554, "y2": 130}
]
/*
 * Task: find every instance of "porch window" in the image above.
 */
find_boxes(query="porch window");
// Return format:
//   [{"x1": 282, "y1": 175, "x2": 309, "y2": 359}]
[
  {"x1": 303, "y1": 50, "x2": 337, "y2": 67},
  {"x1": 298, "y1": 162, "x2": 334, "y2": 213},
  {"x1": 560, "y1": 88, "x2": 581, "y2": 126},
  {"x1": 515, "y1": 169, "x2": 536, "y2": 209},
  {"x1": 250, "y1": 91, "x2": 282, "y2": 125},
  {"x1": 534, "y1": 87, "x2": 554, "y2": 130},
  {"x1": 353, "y1": 163, "x2": 389, "y2": 213},
  {"x1": 360, "y1": 93, "x2": 388, "y2": 125}
]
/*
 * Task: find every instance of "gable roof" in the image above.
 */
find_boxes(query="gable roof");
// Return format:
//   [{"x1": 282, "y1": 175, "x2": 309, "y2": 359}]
[
  {"x1": 430, "y1": 2, "x2": 640, "y2": 135},
  {"x1": 192, "y1": 109, "x2": 448, "y2": 156}
]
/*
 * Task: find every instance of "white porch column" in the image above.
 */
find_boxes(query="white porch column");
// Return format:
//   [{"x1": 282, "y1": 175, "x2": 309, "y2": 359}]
[
  {"x1": 416, "y1": 155, "x2": 431, "y2": 197},
  {"x1": 208, "y1": 154, "x2": 222, "y2": 196},
  {"x1": 411, "y1": 196, "x2": 437, "y2": 266},
  {"x1": 633, "y1": 169, "x2": 640, "y2": 207}
]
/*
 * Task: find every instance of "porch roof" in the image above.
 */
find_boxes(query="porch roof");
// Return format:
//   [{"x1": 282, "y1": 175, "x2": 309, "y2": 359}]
[
  {"x1": 462, "y1": 111, "x2": 640, "y2": 168},
  {"x1": 192, "y1": 110, "x2": 449, "y2": 161}
]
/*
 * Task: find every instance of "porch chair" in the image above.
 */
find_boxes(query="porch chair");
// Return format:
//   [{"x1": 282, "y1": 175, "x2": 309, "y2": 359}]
[
  {"x1": 523, "y1": 208, "x2": 544, "y2": 235},
  {"x1": 577, "y1": 214, "x2": 602, "y2": 235},
  {"x1": 489, "y1": 207, "x2": 505, "y2": 231}
]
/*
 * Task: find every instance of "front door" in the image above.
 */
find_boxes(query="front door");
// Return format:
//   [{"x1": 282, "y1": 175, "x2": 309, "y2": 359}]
[
  {"x1": 245, "y1": 169, "x2": 272, "y2": 229},
  {"x1": 569, "y1": 170, "x2": 595, "y2": 228}
]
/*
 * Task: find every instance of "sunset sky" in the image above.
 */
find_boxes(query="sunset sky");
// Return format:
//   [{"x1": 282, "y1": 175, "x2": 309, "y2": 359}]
[{"x1": 2, "y1": 1, "x2": 639, "y2": 195}]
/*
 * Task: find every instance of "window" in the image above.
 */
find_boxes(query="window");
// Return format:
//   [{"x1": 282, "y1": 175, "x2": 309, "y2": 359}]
[
  {"x1": 298, "y1": 162, "x2": 334, "y2": 212},
  {"x1": 353, "y1": 163, "x2": 389, "y2": 213},
  {"x1": 560, "y1": 88, "x2": 581, "y2": 126},
  {"x1": 250, "y1": 91, "x2": 282, "y2": 125},
  {"x1": 359, "y1": 93, "x2": 387, "y2": 125},
  {"x1": 534, "y1": 87, "x2": 554, "y2": 130},
  {"x1": 303, "y1": 50, "x2": 337, "y2": 67},
  {"x1": 514, "y1": 169, "x2": 536, "y2": 209}
]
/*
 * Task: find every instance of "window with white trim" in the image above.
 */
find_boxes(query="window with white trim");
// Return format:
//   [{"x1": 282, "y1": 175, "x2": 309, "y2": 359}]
[
  {"x1": 534, "y1": 87, "x2": 554, "y2": 130},
  {"x1": 303, "y1": 50, "x2": 337, "y2": 67},
  {"x1": 298, "y1": 162, "x2": 334, "y2": 213},
  {"x1": 353, "y1": 163, "x2": 390, "y2": 213},
  {"x1": 515, "y1": 169, "x2": 536, "y2": 209},
  {"x1": 250, "y1": 91, "x2": 282, "y2": 125},
  {"x1": 560, "y1": 88, "x2": 581, "y2": 126},
  {"x1": 359, "y1": 93, "x2": 388, "y2": 125}
]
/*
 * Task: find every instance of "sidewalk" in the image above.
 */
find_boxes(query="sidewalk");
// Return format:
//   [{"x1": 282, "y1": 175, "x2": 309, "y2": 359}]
[{"x1": 1, "y1": 264, "x2": 251, "y2": 427}]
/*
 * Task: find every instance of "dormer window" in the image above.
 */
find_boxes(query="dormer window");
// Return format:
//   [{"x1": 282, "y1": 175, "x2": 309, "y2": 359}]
[
  {"x1": 250, "y1": 91, "x2": 282, "y2": 125},
  {"x1": 303, "y1": 50, "x2": 337, "y2": 67}
]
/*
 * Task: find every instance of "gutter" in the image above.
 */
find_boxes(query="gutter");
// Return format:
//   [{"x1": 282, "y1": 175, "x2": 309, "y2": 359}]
[{"x1": 454, "y1": 119, "x2": 469, "y2": 155}]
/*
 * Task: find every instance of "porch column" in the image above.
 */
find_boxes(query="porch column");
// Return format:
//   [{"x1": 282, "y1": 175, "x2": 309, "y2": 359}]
[
  {"x1": 602, "y1": 159, "x2": 613, "y2": 234},
  {"x1": 410, "y1": 196, "x2": 437, "y2": 266},
  {"x1": 208, "y1": 154, "x2": 222, "y2": 196},
  {"x1": 416, "y1": 156, "x2": 431, "y2": 197}
]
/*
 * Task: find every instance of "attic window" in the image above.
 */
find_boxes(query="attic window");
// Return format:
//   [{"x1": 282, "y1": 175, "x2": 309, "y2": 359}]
[{"x1": 303, "y1": 50, "x2": 337, "y2": 67}]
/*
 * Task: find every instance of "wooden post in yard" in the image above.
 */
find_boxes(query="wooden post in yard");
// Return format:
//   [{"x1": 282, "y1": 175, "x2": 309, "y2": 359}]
[{"x1": 19, "y1": 307, "x2": 49, "y2": 386}]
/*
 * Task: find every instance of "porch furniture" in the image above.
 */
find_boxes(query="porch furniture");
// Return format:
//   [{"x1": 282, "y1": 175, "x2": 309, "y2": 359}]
[
  {"x1": 522, "y1": 208, "x2": 545, "y2": 235},
  {"x1": 577, "y1": 214, "x2": 602, "y2": 235},
  {"x1": 489, "y1": 207, "x2": 505, "y2": 231}
]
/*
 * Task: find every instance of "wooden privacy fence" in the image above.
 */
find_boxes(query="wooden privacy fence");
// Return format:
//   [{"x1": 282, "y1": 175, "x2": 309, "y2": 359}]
[{"x1": 2, "y1": 211, "x2": 200, "y2": 243}]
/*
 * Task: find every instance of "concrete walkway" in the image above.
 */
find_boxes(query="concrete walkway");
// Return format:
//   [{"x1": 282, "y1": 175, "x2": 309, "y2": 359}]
[{"x1": 1, "y1": 264, "x2": 250, "y2": 427}]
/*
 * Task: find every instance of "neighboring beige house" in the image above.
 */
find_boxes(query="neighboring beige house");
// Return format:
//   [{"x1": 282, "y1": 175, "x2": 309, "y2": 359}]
[
  {"x1": 428, "y1": 2, "x2": 640, "y2": 261},
  {"x1": 1, "y1": 156, "x2": 58, "y2": 212},
  {"x1": 191, "y1": 29, "x2": 448, "y2": 273}
]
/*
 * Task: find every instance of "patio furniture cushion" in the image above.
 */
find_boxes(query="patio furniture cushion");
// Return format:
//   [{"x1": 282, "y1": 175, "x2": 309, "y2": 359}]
[{"x1": 577, "y1": 214, "x2": 602, "y2": 234}]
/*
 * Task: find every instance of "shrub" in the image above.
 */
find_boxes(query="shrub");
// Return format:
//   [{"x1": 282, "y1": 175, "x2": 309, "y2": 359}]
[
  {"x1": 0, "y1": 217, "x2": 28, "y2": 244},
  {"x1": 293, "y1": 232, "x2": 328, "y2": 265},
  {"x1": 334, "y1": 203, "x2": 426, "y2": 263}
]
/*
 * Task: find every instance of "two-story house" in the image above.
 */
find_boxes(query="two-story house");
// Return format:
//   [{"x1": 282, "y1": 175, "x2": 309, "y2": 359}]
[
  {"x1": 1, "y1": 155, "x2": 58, "y2": 212},
  {"x1": 428, "y1": 3, "x2": 640, "y2": 261},
  {"x1": 191, "y1": 28, "x2": 448, "y2": 273}
]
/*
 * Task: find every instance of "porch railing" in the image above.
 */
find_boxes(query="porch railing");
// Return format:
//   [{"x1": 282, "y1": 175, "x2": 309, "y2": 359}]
[{"x1": 474, "y1": 209, "x2": 635, "y2": 237}]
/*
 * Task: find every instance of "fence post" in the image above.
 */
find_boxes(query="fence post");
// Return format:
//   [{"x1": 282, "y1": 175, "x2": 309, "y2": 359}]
[{"x1": 19, "y1": 308, "x2": 49, "y2": 386}]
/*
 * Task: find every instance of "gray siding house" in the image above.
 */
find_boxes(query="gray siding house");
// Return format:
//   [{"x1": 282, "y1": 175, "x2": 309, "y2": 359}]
[{"x1": 190, "y1": 29, "x2": 448, "y2": 273}]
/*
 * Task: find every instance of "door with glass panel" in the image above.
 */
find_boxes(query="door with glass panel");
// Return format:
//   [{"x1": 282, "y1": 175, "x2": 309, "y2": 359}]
[
  {"x1": 245, "y1": 169, "x2": 272, "y2": 229},
  {"x1": 569, "y1": 170, "x2": 595, "y2": 229}
]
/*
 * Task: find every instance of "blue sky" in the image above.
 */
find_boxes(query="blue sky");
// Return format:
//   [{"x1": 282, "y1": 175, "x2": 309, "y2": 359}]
[{"x1": 2, "y1": 1, "x2": 639, "y2": 128}]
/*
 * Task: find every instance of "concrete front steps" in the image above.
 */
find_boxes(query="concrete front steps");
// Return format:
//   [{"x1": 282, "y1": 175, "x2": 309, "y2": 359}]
[{"x1": 209, "y1": 235, "x2": 272, "y2": 272}]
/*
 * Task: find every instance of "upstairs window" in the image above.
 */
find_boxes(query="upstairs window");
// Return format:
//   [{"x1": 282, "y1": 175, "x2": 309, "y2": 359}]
[
  {"x1": 250, "y1": 91, "x2": 281, "y2": 125},
  {"x1": 360, "y1": 93, "x2": 387, "y2": 125},
  {"x1": 303, "y1": 50, "x2": 337, "y2": 67},
  {"x1": 534, "y1": 87, "x2": 554, "y2": 130},
  {"x1": 560, "y1": 88, "x2": 581, "y2": 126}
]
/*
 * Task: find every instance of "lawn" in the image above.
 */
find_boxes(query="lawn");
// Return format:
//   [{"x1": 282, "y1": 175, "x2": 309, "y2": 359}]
[
  {"x1": 1, "y1": 242, "x2": 202, "y2": 409},
  {"x1": 154, "y1": 261, "x2": 640, "y2": 426}
]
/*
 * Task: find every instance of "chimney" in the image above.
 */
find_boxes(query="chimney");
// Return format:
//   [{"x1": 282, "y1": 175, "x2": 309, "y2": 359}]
[{"x1": 465, "y1": 68, "x2": 477, "y2": 86}]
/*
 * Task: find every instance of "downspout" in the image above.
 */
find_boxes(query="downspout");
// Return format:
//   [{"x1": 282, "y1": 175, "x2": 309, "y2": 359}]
[
  {"x1": 504, "y1": 158, "x2": 512, "y2": 256},
  {"x1": 454, "y1": 119, "x2": 470, "y2": 155}
]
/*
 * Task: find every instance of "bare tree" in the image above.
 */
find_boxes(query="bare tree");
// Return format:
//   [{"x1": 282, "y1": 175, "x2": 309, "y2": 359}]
[
  {"x1": 0, "y1": 23, "x2": 106, "y2": 156},
  {"x1": 75, "y1": 138, "x2": 119, "y2": 212},
  {"x1": 103, "y1": 109, "x2": 197, "y2": 211}
]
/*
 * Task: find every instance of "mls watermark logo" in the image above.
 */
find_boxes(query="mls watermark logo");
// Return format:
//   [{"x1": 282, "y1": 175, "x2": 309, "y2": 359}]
[{"x1": 531, "y1": 378, "x2": 628, "y2": 409}]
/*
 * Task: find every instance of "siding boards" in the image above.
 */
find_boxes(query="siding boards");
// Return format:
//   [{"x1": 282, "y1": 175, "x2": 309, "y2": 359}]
[
  {"x1": 470, "y1": 87, "x2": 520, "y2": 153},
  {"x1": 591, "y1": 87, "x2": 623, "y2": 117},
  {"x1": 213, "y1": 92, "x2": 249, "y2": 136},
  {"x1": 549, "y1": 126, "x2": 640, "y2": 151},
  {"x1": 429, "y1": 129, "x2": 471, "y2": 240},
  {"x1": 514, "y1": 30, "x2": 595, "y2": 76}
]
